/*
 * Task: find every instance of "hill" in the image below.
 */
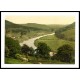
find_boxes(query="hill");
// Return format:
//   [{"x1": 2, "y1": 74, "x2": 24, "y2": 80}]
[
  {"x1": 5, "y1": 20, "x2": 65, "y2": 42},
  {"x1": 55, "y1": 22, "x2": 75, "y2": 41},
  {"x1": 22, "y1": 23, "x2": 65, "y2": 31}
]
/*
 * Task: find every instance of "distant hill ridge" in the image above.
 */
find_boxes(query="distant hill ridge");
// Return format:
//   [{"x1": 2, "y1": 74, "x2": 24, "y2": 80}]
[
  {"x1": 5, "y1": 20, "x2": 66, "y2": 32},
  {"x1": 55, "y1": 22, "x2": 75, "y2": 41}
]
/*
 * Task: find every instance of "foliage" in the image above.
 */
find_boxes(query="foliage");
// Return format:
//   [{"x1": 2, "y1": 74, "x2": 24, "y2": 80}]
[
  {"x1": 36, "y1": 42, "x2": 51, "y2": 58},
  {"x1": 55, "y1": 44, "x2": 74, "y2": 62},
  {"x1": 21, "y1": 44, "x2": 30, "y2": 54},
  {"x1": 29, "y1": 47, "x2": 35, "y2": 56},
  {"x1": 5, "y1": 46, "x2": 10, "y2": 57},
  {"x1": 5, "y1": 36, "x2": 21, "y2": 57},
  {"x1": 21, "y1": 44, "x2": 34, "y2": 56}
]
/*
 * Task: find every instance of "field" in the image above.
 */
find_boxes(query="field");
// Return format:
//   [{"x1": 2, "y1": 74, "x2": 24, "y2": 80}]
[
  {"x1": 34, "y1": 35, "x2": 75, "y2": 52},
  {"x1": 5, "y1": 58, "x2": 31, "y2": 64}
]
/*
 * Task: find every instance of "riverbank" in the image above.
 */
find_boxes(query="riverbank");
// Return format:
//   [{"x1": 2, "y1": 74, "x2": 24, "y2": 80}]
[{"x1": 20, "y1": 33, "x2": 55, "y2": 49}]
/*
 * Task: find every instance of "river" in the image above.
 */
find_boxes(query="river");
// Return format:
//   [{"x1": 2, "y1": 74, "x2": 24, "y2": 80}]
[{"x1": 20, "y1": 33, "x2": 55, "y2": 49}]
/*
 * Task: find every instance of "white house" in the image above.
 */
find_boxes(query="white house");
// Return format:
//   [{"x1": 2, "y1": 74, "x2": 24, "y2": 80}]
[{"x1": 49, "y1": 51, "x2": 57, "y2": 57}]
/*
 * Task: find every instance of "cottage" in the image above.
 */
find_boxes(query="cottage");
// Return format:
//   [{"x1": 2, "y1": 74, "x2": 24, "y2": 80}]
[{"x1": 49, "y1": 51, "x2": 57, "y2": 57}]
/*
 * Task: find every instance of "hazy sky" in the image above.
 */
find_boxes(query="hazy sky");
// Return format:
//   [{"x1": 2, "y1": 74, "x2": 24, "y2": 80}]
[{"x1": 5, "y1": 16, "x2": 75, "y2": 24}]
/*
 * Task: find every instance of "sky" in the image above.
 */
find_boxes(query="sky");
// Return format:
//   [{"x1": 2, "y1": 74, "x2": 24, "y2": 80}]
[{"x1": 5, "y1": 16, "x2": 75, "y2": 25}]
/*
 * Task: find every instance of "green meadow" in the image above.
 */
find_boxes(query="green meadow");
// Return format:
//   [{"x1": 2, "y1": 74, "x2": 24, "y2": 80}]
[{"x1": 34, "y1": 35, "x2": 75, "y2": 52}]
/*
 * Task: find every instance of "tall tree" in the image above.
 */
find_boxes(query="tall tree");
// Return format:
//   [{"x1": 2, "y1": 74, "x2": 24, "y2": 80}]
[
  {"x1": 21, "y1": 44, "x2": 30, "y2": 54},
  {"x1": 37, "y1": 42, "x2": 51, "y2": 58},
  {"x1": 5, "y1": 37, "x2": 21, "y2": 57},
  {"x1": 56, "y1": 44, "x2": 74, "y2": 62}
]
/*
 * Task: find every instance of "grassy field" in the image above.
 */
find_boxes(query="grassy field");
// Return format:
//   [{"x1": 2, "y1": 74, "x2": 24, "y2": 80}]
[
  {"x1": 34, "y1": 35, "x2": 75, "y2": 52},
  {"x1": 5, "y1": 57, "x2": 72, "y2": 64},
  {"x1": 5, "y1": 58, "x2": 31, "y2": 64}
]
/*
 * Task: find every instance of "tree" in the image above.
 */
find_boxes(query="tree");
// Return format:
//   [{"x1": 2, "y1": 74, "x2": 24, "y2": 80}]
[
  {"x1": 29, "y1": 47, "x2": 34, "y2": 56},
  {"x1": 5, "y1": 37, "x2": 21, "y2": 57},
  {"x1": 21, "y1": 44, "x2": 30, "y2": 54},
  {"x1": 21, "y1": 44, "x2": 35, "y2": 56},
  {"x1": 37, "y1": 42, "x2": 51, "y2": 58},
  {"x1": 56, "y1": 44, "x2": 74, "y2": 62}
]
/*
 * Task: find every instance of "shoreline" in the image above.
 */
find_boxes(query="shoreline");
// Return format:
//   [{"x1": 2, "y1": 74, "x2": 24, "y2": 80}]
[{"x1": 20, "y1": 33, "x2": 55, "y2": 49}]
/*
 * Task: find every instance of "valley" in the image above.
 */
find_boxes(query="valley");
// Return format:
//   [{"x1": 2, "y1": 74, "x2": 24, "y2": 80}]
[{"x1": 5, "y1": 20, "x2": 75, "y2": 64}]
